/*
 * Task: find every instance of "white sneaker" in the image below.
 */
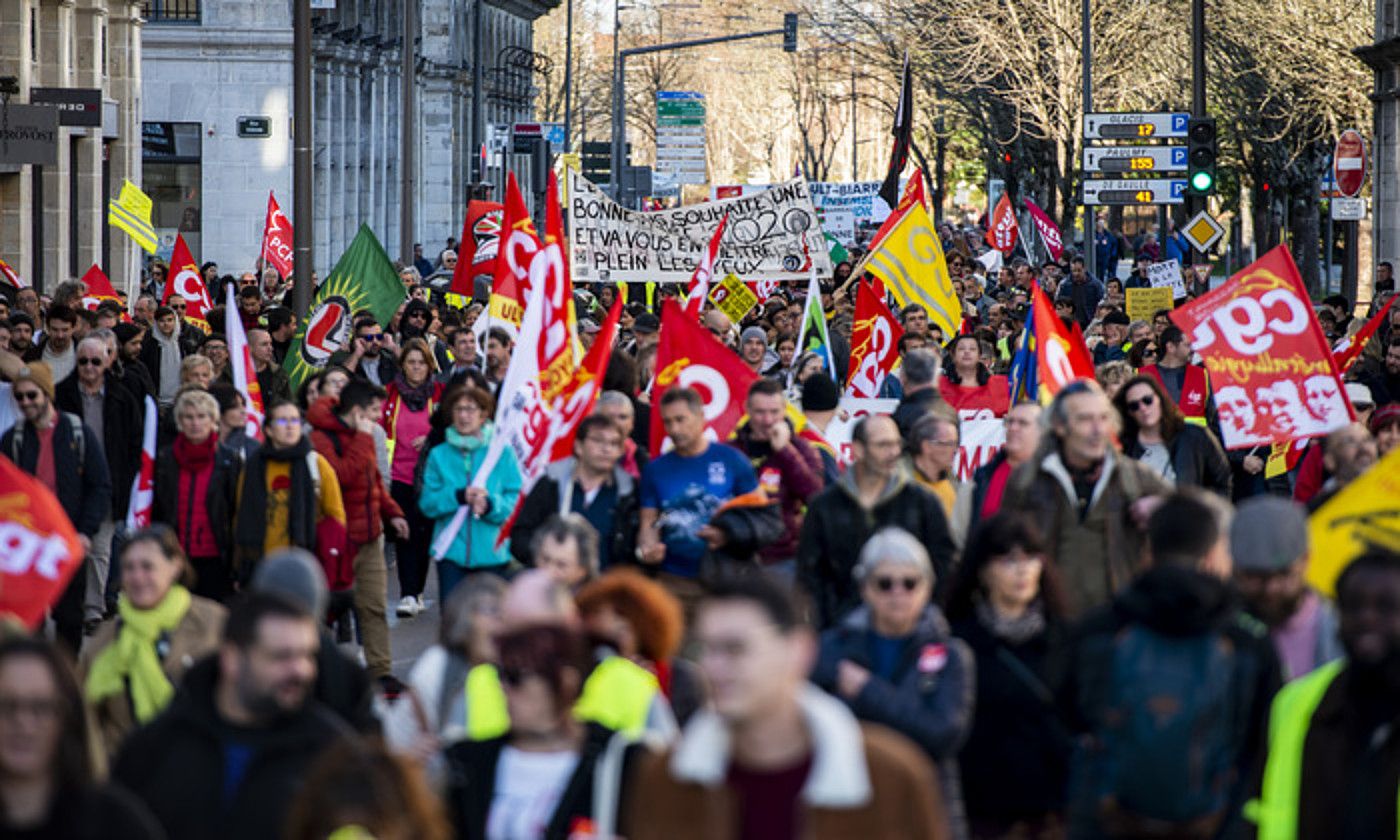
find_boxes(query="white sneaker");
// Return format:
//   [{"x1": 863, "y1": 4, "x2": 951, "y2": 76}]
[
  {"x1": 415, "y1": 595, "x2": 427, "y2": 614},
  {"x1": 396, "y1": 595, "x2": 418, "y2": 617}
]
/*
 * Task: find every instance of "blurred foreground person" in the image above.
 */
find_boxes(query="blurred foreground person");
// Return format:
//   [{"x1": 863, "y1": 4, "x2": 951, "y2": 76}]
[{"x1": 285, "y1": 736, "x2": 450, "y2": 840}]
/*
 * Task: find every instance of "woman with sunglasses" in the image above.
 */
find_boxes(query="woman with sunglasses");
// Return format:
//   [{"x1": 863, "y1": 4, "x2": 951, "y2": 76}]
[
  {"x1": 945, "y1": 514, "x2": 1071, "y2": 839},
  {"x1": 78, "y1": 526, "x2": 227, "y2": 758},
  {"x1": 444, "y1": 624, "x2": 645, "y2": 840},
  {"x1": 383, "y1": 338, "x2": 446, "y2": 617},
  {"x1": 1113, "y1": 374, "x2": 1231, "y2": 496},
  {"x1": 811, "y1": 526, "x2": 975, "y2": 840}
]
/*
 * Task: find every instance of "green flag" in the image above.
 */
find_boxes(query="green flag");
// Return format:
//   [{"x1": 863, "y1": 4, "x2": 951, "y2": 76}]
[
  {"x1": 284, "y1": 224, "x2": 406, "y2": 388},
  {"x1": 825, "y1": 232, "x2": 849, "y2": 266},
  {"x1": 794, "y1": 269, "x2": 837, "y2": 377}
]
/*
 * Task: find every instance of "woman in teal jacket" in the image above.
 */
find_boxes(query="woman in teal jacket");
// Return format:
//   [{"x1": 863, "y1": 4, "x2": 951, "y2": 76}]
[{"x1": 419, "y1": 384, "x2": 522, "y2": 598}]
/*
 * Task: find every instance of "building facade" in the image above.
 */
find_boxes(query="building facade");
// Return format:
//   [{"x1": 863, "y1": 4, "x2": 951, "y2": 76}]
[
  {"x1": 1359, "y1": 0, "x2": 1400, "y2": 276},
  {"x1": 141, "y1": 0, "x2": 558, "y2": 279},
  {"x1": 0, "y1": 0, "x2": 144, "y2": 295}
]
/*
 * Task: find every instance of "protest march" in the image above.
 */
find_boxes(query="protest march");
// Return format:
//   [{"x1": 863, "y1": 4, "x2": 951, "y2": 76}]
[{"x1": 2, "y1": 32, "x2": 1400, "y2": 840}]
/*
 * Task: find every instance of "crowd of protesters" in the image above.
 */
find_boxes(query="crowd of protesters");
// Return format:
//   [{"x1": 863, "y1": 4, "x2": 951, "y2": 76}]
[{"x1": 0, "y1": 216, "x2": 1397, "y2": 840}]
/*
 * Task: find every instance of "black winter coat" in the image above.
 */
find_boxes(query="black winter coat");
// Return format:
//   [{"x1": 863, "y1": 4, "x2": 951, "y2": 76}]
[
  {"x1": 510, "y1": 458, "x2": 640, "y2": 570},
  {"x1": 797, "y1": 470, "x2": 957, "y2": 627},
  {"x1": 892, "y1": 386, "x2": 953, "y2": 441},
  {"x1": 951, "y1": 612, "x2": 1071, "y2": 820},
  {"x1": 55, "y1": 370, "x2": 144, "y2": 515},
  {"x1": 1, "y1": 413, "x2": 111, "y2": 537},
  {"x1": 152, "y1": 439, "x2": 243, "y2": 560},
  {"x1": 1121, "y1": 423, "x2": 1232, "y2": 496},
  {"x1": 444, "y1": 723, "x2": 644, "y2": 840},
  {"x1": 112, "y1": 657, "x2": 348, "y2": 840}
]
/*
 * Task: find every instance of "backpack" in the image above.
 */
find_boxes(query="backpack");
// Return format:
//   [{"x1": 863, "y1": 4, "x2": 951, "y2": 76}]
[
  {"x1": 9, "y1": 413, "x2": 84, "y2": 470},
  {"x1": 1093, "y1": 624, "x2": 1242, "y2": 832}
]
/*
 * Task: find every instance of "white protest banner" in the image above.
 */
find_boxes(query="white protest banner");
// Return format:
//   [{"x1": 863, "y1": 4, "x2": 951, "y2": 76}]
[
  {"x1": 1148, "y1": 259, "x2": 1187, "y2": 300},
  {"x1": 953, "y1": 412, "x2": 1006, "y2": 481},
  {"x1": 569, "y1": 171, "x2": 832, "y2": 283},
  {"x1": 808, "y1": 181, "x2": 895, "y2": 245},
  {"x1": 822, "y1": 398, "x2": 899, "y2": 464}
]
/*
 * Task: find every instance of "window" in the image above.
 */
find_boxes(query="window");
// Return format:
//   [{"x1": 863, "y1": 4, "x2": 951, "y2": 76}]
[
  {"x1": 142, "y1": 122, "x2": 203, "y2": 259},
  {"x1": 142, "y1": 0, "x2": 200, "y2": 24}
]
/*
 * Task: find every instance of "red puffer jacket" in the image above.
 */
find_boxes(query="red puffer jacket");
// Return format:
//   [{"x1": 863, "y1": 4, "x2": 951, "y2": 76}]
[{"x1": 308, "y1": 396, "x2": 404, "y2": 548}]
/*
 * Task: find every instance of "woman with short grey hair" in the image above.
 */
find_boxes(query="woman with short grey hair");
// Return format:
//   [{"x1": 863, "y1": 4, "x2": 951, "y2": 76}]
[{"x1": 813, "y1": 526, "x2": 976, "y2": 840}]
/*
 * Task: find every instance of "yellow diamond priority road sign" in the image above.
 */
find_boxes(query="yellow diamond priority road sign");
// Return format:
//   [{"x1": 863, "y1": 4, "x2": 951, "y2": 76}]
[{"x1": 1183, "y1": 210, "x2": 1226, "y2": 253}]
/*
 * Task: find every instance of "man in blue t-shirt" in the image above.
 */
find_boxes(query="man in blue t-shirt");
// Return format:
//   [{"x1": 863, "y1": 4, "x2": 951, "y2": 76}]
[{"x1": 639, "y1": 386, "x2": 758, "y2": 610}]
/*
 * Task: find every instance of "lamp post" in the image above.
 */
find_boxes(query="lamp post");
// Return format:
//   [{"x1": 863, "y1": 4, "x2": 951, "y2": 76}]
[{"x1": 292, "y1": 0, "x2": 314, "y2": 317}]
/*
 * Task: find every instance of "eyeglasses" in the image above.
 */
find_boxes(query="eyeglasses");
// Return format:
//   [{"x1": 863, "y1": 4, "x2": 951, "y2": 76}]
[
  {"x1": 270, "y1": 417, "x2": 302, "y2": 428},
  {"x1": 13, "y1": 389, "x2": 42, "y2": 402},
  {"x1": 0, "y1": 697, "x2": 62, "y2": 721},
  {"x1": 77, "y1": 357, "x2": 104, "y2": 367},
  {"x1": 930, "y1": 438, "x2": 959, "y2": 448},
  {"x1": 498, "y1": 666, "x2": 537, "y2": 687},
  {"x1": 873, "y1": 575, "x2": 921, "y2": 593},
  {"x1": 1126, "y1": 394, "x2": 1157, "y2": 413}
]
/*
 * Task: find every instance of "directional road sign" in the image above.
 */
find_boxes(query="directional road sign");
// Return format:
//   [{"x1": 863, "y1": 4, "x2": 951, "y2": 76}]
[
  {"x1": 1083, "y1": 145, "x2": 1188, "y2": 174},
  {"x1": 1083, "y1": 112, "x2": 1190, "y2": 141},
  {"x1": 1182, "y1": 210, "x2": 1226, "y2": 252},
  {"x1": 1082, "y1": 178, "x2": 1186, "y2": 206}
]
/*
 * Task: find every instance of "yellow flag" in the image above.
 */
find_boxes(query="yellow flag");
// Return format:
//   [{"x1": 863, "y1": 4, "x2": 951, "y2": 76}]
[
  {"x1": 864, "y1": 201, "x2": 961, "y2": 338},
  {"x1": 108, "y1": 179, "x2": 158, "y2": 254},
  {"x1": 1306, "y1": 445, "x2": 1400, "y2": 597}
]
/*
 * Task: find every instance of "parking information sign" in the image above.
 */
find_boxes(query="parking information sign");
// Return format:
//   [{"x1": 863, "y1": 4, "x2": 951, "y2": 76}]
[
  {"x1": 1083, "y1": 145, "x2": 1188, "y2": 174},
  {"x1": 1083, "y1": 178, "x2": 1187, "y2": 206},
  {"x1": 1083, "y1": 112, "x2": 1190, "y2": 141}
]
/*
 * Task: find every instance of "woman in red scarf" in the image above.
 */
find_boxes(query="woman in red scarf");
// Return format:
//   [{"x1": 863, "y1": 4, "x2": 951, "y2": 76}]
[
  {"x1": 153, "y1": 389, "x2": 240, "y2": 602},
  {"x1": 381, "y1": 338, "x2": 445, "y2": 618}
]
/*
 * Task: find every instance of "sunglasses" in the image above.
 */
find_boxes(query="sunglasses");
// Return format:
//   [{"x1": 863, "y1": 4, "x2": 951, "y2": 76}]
[
  {"x1": 77, "y1": 357, "x2": 104, "y2": 367},
  {"x1": 1126, "y1": 394, "x2": 1156, "y2": 413},
  {"x1": 270, "y1": 417, "x2": 302, "y2": 428},
  {"x1": 361, "y1": 333, "x2": 383, "y2": 342},
  {"x1": 873, "y1": 575, "x2": 921, "y2": 593},
  {"x1": 14, "y1": 390, "x2": 43, "y2": 402}
]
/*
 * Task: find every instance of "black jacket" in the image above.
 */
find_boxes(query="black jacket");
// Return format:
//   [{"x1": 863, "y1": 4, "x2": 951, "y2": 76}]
[
  {"x1": 965, "y1": 450, "x2": 1009, "y2": 534},
  {"x1": 892, "y1": 386, "x2": 952, "y2": 441},
  {"x1": 55, "y1": 370, "x2": 144, "y2": 515},
  {"x1": 1, "y1": 413, "x2": 111, "y2": 537},
  {"x1": 0, "y1": 784, "x2": 165, "y2": 840},
  {"x1": 444, "y1": 723, "x2": 643, "y2": 840},
  {"x1": 1059, "y1": 566, "x2": 1281, "y2": 839},
  {"x1": 952, "y1": 612, "x2": 1071, "y2": 820},
  {"x1": 152, "y1": 439, "x2": 243, "y2": 560},
  {"x1": 510, "y1": 458, "x2": 640, "y2": 570},
  {"x1": 1121, "y1": 423, "x2": 1232, "y2": 497},
  {"x1": 797, "y1": 469, "x2": 958, "y2": 627},
  {"x1": 112, "y1": 657, "x2": 348, "y2": 840},
  {"x1": 138, "y1": 327, "x2": 202, "y2": 388},
  {"x1": 812, "y1": 604, "x2": 975, "y2": 840}
]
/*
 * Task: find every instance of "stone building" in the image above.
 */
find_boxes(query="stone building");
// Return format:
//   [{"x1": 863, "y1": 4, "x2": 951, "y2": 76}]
[
  {"x1": 1359, "y1": 0, "x2": 1400, "y2": 278},
  {"x1": 0, "y1": 0, "x2": 145, "y2": 295},
  {"x1": 141, "y1": 0, "x2": 558, "y2": 279}
]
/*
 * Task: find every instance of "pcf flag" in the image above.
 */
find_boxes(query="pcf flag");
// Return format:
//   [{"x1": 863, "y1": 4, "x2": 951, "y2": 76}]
[
  {"x1": 227, "y1": 281, "x2": 265, "y2": 439},
  {"x1": 864, "y1": 200, "x2": 961, "y2": 338},
  {"x1": 846, "y1": 280, "x2": 903, "y2": 398},
  {"x1": 650, "y1": 298, "x2": 760, "y2": 454},
  {"x1": 164, "y1": 234, "x2": 214, "y2": 331},
  {"x1": 108, "y1": 179, "x2": 158, "y2": 254},
  {"x1": 0, "y1": 455, "x2": 84, "y2": 629},
  {"x1": 1169, "y1": 245, "x2": 1353, "y2": 450},
  {"x1": 261, "y1": 191, "x2": 294, "y2": 279},
  {"x1": 283, "y1": 224, "x2": 406, "y2": 388},
  {"x1": 986, "y1": 194, "x2": 1019, "y2": 254}
]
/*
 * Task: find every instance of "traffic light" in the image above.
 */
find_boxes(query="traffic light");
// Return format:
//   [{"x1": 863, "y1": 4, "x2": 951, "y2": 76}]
[
  {"x1": 1187, "y1": 116, "x2": 1217, "y2": 195},
  {"x1": 783, "y1": 13, "x2": 798, "y2": 52}
]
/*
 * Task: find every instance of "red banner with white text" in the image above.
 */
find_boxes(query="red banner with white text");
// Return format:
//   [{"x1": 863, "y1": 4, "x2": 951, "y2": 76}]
[{"x1": 0, "y1": 456, "x2": 84, "y2": 629}]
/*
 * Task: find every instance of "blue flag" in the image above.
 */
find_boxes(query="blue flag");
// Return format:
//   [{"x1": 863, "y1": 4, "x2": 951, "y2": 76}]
[{"x1": 1007, "y1": 318, "x2": 1038, "y2": 405}]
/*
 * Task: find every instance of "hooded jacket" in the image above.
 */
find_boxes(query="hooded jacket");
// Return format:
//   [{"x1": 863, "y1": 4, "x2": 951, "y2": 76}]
[
  {"x1": 797, "y1": 467, "x2": 957, "y2": 628},
  {"x1": 111, "y1": 656, "x2": 348, "y2": 840},
  {"x1": 813, "y1": 605, "x2": 975, "y2": 840},
  {"x1": 510, "y1": 456, "x2": 640, "y2": 569},
  {"x1": 307, "y1": 395, "x2": 404, "y2": 547}
]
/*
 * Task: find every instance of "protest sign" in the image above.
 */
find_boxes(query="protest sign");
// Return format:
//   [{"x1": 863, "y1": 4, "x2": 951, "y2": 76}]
[
  {"x1": 808, "y1": 181, "x2": 894, "y2": 245},
  {"x1": 1170, "y1": 245, "x2": 1353, "y2": 450},
  {"x1": 822, "y1": 398, "x2": 899, "y2": 463},
  {"x1": 1126, "y1": 287, "x2": 1174, "y2": 322},
  {"x1": 1148, "y1": 259, "x2": 1187, "y2": 299},
  {"x1": 1307, "y1": 446, "x2": 1400, "y2": 597},
  {"x1": 710, "y1": 273, "x2": 759, "y2": 322},
  {"x1": 569, "y1": 171, "x2": 831, "y2": 283},
  {"x1": 954, "y1": 413, "x2": 1007, "y2": 482}
]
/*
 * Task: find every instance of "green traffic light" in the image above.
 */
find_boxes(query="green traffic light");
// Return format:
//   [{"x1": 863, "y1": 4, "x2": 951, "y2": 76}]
[{"x1": 1190, "y1": 170, "x2": 1214, "y2": 192}]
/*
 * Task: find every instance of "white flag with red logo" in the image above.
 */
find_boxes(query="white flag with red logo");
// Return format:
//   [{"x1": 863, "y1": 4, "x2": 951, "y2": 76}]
[
  {"x1": 0, "y1": 456, "x2": 84, "y2": 629},
  {"x1": 1024, "y1": 198, "x2": 1063, "y2": 262},
  {"x1": 226, "y1": 281, "x2": 265, "y2": 439},
  {"x1": 125, "y1": 395, "x2": 158, "y2": 531},
  {"x1": 985, "y1": 194, "x2": 1019, "y2": 254},
  {"x1": 0, "y1": 257, "x2": 26, "y2": 289},
  {"x1": 261, "y1": 191, "x2": 294, "y2": 279},
  {"x1": 684, "y1": 214, "x2": 729, "y2": 319},
  {"x1": 163, "y1": 234, "x2": 214, "y2": 331}
]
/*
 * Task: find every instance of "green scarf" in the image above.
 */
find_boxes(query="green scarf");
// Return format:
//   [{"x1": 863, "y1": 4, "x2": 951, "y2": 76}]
[{"x1": 85, "y1": 585, "x2": 193, "y2": 723}]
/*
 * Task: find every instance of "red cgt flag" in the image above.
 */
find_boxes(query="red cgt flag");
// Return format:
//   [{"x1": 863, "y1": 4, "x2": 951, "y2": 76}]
[
  {"x1": 164, "y1": 234, "x2": 214, "y2": 330},
  {"x1": 261, "y1": 191, "x2": 294, "y2": 279},
  {"x1": 0, "y1": 456, "x2": 85, "y2": 629},
  {"x1": 1024, "y1": 198, "x2": 1063, "y2": 262},
  {"x1": 846, "y1": 280, "x2": 904, "y2": 398},
  {"x1": 451, "y1": 200, "x2": 505, "y2": 296},
  {"x1": 986, "y1": 194, "x2": 1020, "y2": 254},
  {"x1": 79, "y1": 264, "x2": 123, "y2": 311},
  {"x1": 1031, "y1": 284, "x2": 1094, "y2": 397},
  {"x1": 492, "y1": 173, "x2": 541, "y2": 308},
  {"x1": 650, "y1": 297, "x2": 760, "y2": 454}
]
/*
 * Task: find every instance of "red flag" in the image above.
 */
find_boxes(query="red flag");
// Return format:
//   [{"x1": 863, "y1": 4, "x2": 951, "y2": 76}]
[
  {"x1": 491, "y1": 173, "x2": 540, "y2": 308},
  {"x1": 1170, "y1": 245, "x2": 1352, "y2": 450},
  {"x1": 540, "y1": 170, "x2": 579, "y2": 370},
  {"x1": 684, "y1": 215, "x2": 729, "y2": 320},
  {"x1": 225, "y1": 280, "x2": 265, "y2": 439},
  {"x1": 986, "y1": 194, "x2": 1019, "y2": 253},
  {"x1": 1333, "y1": 295, "x2": 1397, "y2": 374},
  {"x1": 0, "y1": 257, "x2": 26, "y2": 289},
  {"x1": 0, "y1": 455, "x2": 85, "y2": 629},
  {"x1": 1024, "y1": 198, "x2": 1063, "y2": 262},
  {"x1": 1031, "y1": 284, "x2": 1094, "y2": 396},
  {"x1": 549, "y1": 297, "x2": 624, "y2": 461},
  {"x1": 451, "y1": 200, "x2": 505, "y2": 295},
  {"x1": 261, "y1": 191, "x2": 294, "y2": 279},
  {"x1": 846, "y1": 280, "x2": 904, "y2": 398},
  {"x1": 650, "y1": 298, "x2": 760, "y2": 453},
  {"x1": 125, "y1": 395, "x2": 158, "y2": 531},
  {"x1": 163, "y1": 234, "x2": 214, "y2": 330},
  {"x1": 79, "y1": 264, "x2": 122, "y2": 311}
]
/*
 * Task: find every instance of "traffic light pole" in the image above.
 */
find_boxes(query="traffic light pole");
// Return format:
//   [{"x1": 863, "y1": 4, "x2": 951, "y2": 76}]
[
  {"x1": 1189, "y1": 0, "x2": 1206, "y2": 268},
  {"x1": 609, "y1": 18, "x2": 795, "y2": 207},
  {"x1": 1081, "y1": 0, "x2": 1093, "y2": 281}
]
